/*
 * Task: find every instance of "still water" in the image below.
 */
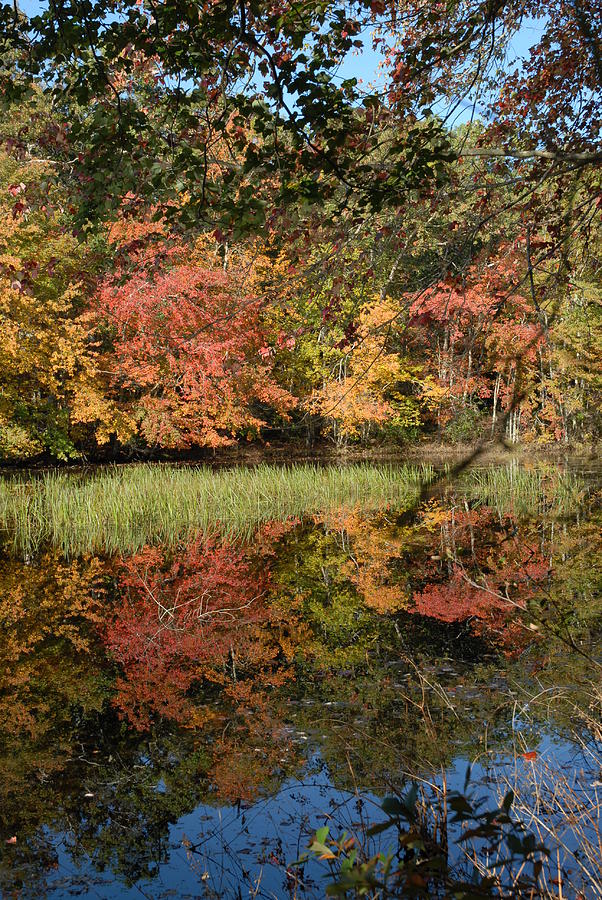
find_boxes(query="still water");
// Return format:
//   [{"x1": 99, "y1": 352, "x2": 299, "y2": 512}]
[{"x1": 0, "y1": 461, "x2": 600, "y2": 898}]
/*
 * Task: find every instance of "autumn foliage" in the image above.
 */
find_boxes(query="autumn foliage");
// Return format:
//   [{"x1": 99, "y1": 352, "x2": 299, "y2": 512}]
[
  {"x1": 0, "y1": 150, "x2": 132, "y2": 459},
  {"x1": 0, "y1": 26, "x2": 600, "y2": 461},
  {"x1": 104, "y1": 539, "x2": 270, "y2": 728},
  {"x1": 98, "y1": 259, "x2": 293, "y2": 449}
]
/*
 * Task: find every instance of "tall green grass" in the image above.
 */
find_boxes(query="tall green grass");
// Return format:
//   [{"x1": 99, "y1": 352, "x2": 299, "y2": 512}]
[
  {"x1": 0, "y1": 463, "x2": 434, "y2": 556},
  {"x1": 465, "y1": 464, "x2": 585, "y2": 517}
]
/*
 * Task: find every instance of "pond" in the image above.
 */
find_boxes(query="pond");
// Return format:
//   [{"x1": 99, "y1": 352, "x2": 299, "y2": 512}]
[{"x1": 0, "y1": 460, "x2": 600, "y2": 898}]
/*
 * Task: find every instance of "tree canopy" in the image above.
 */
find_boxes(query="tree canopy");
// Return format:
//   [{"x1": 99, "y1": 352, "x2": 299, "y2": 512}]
[
  {"x1": 1, "y1": 0, "x2": 600, "y2": 233},
  {"x1": 0, "y1": 0, "x2": 600, "y2": 459}
]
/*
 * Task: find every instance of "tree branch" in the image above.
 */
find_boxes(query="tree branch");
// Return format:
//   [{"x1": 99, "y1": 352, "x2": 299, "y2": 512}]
[{"x1": 461, "y1": 148, "x2": 602, "y2": 163}]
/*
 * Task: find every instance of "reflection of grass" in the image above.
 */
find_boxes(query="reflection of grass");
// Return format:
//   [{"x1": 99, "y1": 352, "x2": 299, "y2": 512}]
[
  {"x1": 0, "y1": 463, "x2": 433, "y2": 556},
  {"x1": 466, "y1": 465, "x2": 585, "y2": 516}
]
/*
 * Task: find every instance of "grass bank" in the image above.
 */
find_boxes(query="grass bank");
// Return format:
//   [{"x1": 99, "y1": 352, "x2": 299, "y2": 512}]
[
  {"x1": 463, "y1": 464, "x2": 586, "y2": 517},
  {"x1": 0, "y1": 462, "x2": 433, "y2": 556},
  {"x1": 0, "y1": 461, "x2": 587, "y2": 557}
]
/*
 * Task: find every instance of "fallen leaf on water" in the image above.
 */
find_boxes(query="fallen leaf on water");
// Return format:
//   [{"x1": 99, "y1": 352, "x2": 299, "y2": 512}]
[{"x1": 522, "y1": 751, "x2": 537, "y2": 761}]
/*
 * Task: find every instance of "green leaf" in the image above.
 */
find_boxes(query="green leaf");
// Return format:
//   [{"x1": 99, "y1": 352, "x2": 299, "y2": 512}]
[
  {"x1": 314, "y1": 825, "x2": 330, "y2": 844},
  {"x1": 381, "y1": 796, "x2": 406, "y2": 817}
]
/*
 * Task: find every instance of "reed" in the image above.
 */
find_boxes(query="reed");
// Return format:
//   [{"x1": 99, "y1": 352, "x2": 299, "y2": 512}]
[
  {"x1": 465, "y1": 463, "x2": 584, "y2": 516},
  {"x1": 0, "y1": 462, "x2": 434, "y2": 556}
]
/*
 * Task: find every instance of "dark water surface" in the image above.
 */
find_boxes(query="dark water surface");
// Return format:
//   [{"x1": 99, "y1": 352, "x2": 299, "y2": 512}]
[{"x1": 0, "y1": 461, "x2": 600, "y2": 898}]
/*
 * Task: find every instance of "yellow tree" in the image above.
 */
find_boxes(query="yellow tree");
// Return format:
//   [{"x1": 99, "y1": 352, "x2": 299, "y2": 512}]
[
  {"x1": 0, "y1": 150, "x2": 133, "y2": 459},
  {"x1": 308, "y1": 298, "x2": 424, "y2": 445}
]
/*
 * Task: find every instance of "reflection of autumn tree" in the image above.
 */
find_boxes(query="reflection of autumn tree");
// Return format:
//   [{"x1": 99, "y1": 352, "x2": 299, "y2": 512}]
[
  {"x1": 406, "y1": 492, "x2": 602, "y2": 671},
  {"x1": 408, "y1": 503, "x2": 553, "y2": 652},
  {"x1": 267, "y1": 499, "x2": 602, "y2": 794},
  {"x1": 509, "y1": 509, "x2": 602, "y2": 688},
  {"x1": 208, "y1": 681, "x2": 303, "y2": 803},
  {"x1": 0, "y1": 550, "x2": 108, "y2": 841},
  {"x1": 0, "y1": 488, "x2": 599, "y2": 897},
  {"x1": 104, "y1": 533, "x2": 308, "y2": 800},
  {"x1": 106, "y1": 538, "x2": 271, "y2": 729},
  {"x1": 267, "y1": 516, "x2": 511, "y2": 786},
  {"x1": 269, "y1": 510, "x2": 503, "y2": 671},
  {"x1": 320, "y1": 509, "x2": 411, "y2": 615},
  {"x1": 0, "y1": 550, "x2": 107, "y2": 751},
  {"x1": 269, "y1": 522, "x2": 397, "y2": 670},
  {"x1": 0, "y1": 535, "x2": 307, "y2": 892},
  {"x1": 281, "y1": 502, "x2": 553, "y2": 642}
]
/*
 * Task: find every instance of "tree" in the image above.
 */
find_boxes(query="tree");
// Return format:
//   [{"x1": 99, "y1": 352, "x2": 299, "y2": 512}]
[
  {"x1": 1, "y1": 1, "x2": 599, "y2": 234},
  {"x1": 0, "y1": 137, "x2": 133, "y2": 459},
  {"x1": 95, "y1": 244, "x2": 294, "y2": 449},
  {"x1": 308, "y1": 297, "x2": 423, "y2": 445}
]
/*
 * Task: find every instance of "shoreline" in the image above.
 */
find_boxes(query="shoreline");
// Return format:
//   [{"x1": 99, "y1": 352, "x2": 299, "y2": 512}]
[{"x1": 0, "y1": 438, "x2": 599, "y2": 474}]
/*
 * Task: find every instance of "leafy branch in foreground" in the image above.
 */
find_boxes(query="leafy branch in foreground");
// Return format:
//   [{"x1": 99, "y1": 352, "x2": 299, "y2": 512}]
[
  {"x1": 1, "y1": 0, "x2": 599, "y2": 232},
  {"x1": 297, "y1": 779, "x2": 551, "y2": 898}
]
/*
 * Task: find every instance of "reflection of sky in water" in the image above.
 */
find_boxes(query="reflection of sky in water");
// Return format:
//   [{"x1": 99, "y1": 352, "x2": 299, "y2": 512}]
[
  {"x1": 38, "y1": 766, "x2": 386, "y2": 899},
  {"x1": 32, "y1": 730, "x2": 600, "y2": 899}
]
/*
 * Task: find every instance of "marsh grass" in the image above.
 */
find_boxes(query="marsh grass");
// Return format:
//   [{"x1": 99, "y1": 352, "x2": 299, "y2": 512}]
[
  {"x1": 465, "y1": 464, "x2": 585, "y2": 517},
  {"x1": 0, "y1": 462, "x2": 585, "y2": 557},
  {"x1": 0, "y1": 462, "x2": 434, "y2": 556}
]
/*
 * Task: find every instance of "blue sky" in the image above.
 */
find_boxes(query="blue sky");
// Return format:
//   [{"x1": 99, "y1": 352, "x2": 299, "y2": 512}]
[
  {"x1": 16, "y1": 0, "x2": 545, "y2": 125},
  {"x1": 334, "y1": 17, "x2": 546, "y2": 124}
]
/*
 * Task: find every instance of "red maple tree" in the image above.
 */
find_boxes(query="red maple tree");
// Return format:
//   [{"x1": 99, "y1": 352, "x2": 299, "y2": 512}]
[{"x1": 97, "y1": 261, "x2": 293, "y2": 449}]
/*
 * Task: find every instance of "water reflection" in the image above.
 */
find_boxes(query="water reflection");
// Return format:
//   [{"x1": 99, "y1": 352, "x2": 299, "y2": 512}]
[{"x1": 0, "y1": 464, "x2": 600, "y2": 897}]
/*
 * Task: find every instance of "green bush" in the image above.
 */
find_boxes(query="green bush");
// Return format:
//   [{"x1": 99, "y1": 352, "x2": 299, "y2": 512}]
[{"x1": 443, "y1": 405, "x2": 485, "y2": 444}]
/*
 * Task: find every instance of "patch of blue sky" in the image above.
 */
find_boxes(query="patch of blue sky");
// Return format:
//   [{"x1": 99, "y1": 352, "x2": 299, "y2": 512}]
[
  {"x1": 331, "y1": 16, "x2": 547, "y2": 127},
  {"x1": 14, "y1": 0, "x2": 547, "y2": 131}
]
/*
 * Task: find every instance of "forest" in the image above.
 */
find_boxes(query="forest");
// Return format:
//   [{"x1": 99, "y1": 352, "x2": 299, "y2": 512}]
[
  {"x1": 0, "y1": 0, "x2": 599, "y2": 462},
  {"x1": 0, "y1": 3, "x2": 601, "y2": 898}
]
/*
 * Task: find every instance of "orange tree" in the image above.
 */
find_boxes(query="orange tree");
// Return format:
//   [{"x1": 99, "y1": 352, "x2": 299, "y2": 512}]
[
  {"x1": 94, "y1": 227, "x2": 294, "y2": 450},
  {"x1": 0, "y1": 121, "x2": 133, "y2": 460}
]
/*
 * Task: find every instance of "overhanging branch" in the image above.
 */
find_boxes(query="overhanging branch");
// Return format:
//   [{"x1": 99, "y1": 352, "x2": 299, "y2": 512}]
[{"x1": 461, "y1": 147, "x2": 602, "y2": 163}]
